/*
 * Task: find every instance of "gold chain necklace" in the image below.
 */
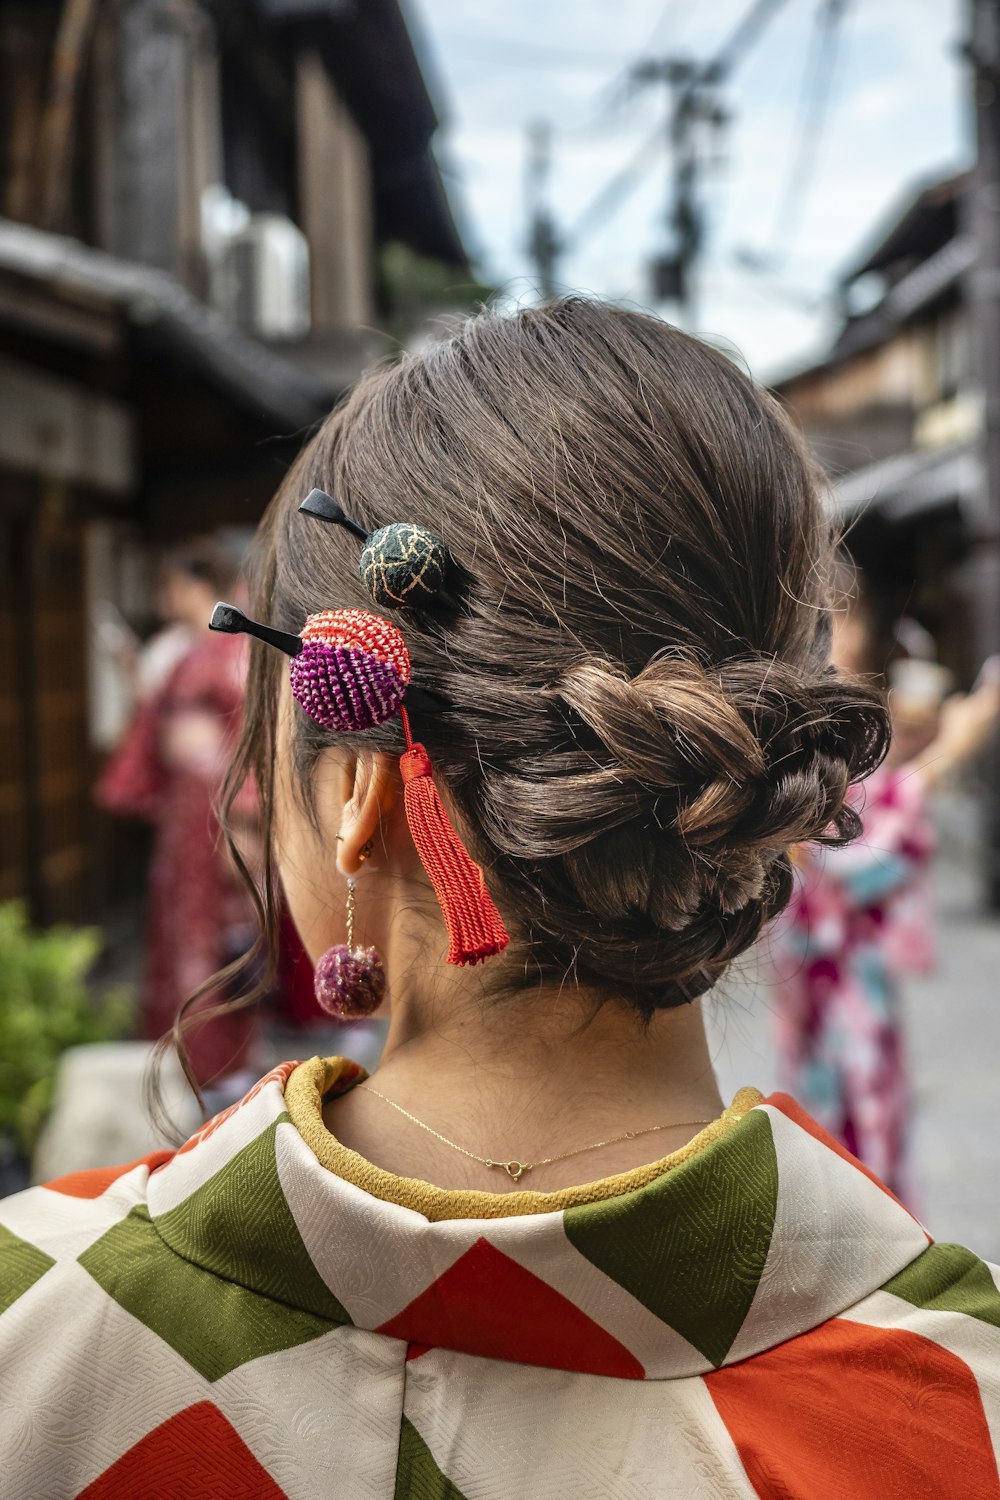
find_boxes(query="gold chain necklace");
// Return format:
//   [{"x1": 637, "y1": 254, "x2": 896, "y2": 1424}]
[{"x1": 359, "y1": 1086, "x2": 715, "y2": 1182}]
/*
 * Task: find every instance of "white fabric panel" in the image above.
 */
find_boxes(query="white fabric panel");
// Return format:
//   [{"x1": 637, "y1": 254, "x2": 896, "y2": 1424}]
[
  {"x1": 726, "y1": 1103, "x2": 931, "y2": 1365},
  {"x1": 277, "y1": 1121, "x2": 499, "y2": 1326},
  {"x1": 0, "y1": 1166, "x2": 153, "y2": 1262},
  {"x1": 403, "y1": 1348, "x2": 758, "y2": 1500},
  {"x1": 0, "y1": 1260, "x2": 199, "y2": 1498},
  {"x1": 0, "y1": 1261, "x2": 406, "y2": 1500},
  {"x1": 213, "y1": 1326, "x2": 405, "y2": 1500}
]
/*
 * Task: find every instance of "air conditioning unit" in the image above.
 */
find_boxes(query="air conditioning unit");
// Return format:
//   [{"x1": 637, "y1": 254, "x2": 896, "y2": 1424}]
[{"x1": 212, "y1": 213, "x2": 311, "y2": 340}]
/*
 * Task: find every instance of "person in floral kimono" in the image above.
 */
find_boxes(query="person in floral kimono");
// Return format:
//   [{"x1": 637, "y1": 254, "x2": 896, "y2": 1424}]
[
  {"x1": 769, "y1": 580, "x2": 999, "y2": 1198},
  {"x1": 96, "y1": 539, "x2": 261, "y2": 1094},
  {"x1": 3, "y1": 302, "x2": 1000, "y2": 1499}
]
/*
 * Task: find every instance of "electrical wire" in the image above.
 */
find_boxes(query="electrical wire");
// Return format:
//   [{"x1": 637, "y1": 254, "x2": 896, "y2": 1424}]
[
  {"x1": 565, "y1": 125, "x2": 666, "y2": 247},
  {"x1": 729, "y1": 250, "x2": 830, "y2": 312},
  {"x1": 707, "y1": 0, "x2": 796, "y2": 80},
  {"x1": 580, "y1": 0, "x2": 794, "y2": 141},
  {"x1": 641, "y1": 0, "x2": 692, "y2": 55},
  {"x1": 444, "y1": 34, "x2": 631, "y2": 73},
  {"x1": 765, "y1": 0, "x2": 852, "y2": 257},
  {"x1": 545, "y1": 0, "x2": 801, "y2": 273}
]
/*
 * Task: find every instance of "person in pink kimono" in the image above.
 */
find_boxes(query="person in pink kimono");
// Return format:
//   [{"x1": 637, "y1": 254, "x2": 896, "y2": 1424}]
[
  {"x1": 97, "y1": 539, "x2": 261, "y2": 1095},
  {"x1": 769, "y1": 578, "x2": 999, "y2": 1197}
]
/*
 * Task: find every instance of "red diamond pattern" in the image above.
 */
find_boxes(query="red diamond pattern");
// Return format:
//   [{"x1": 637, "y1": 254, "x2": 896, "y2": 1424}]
[{"x1": 78, "y1": 1401, "x2": 289, "y2": 1499}]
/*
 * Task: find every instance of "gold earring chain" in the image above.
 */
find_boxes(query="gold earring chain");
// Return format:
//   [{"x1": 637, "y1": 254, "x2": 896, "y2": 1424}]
[
  {"x1": 343, "y1": 840, "x2": 373, "y2": 950},
  {"x1": 345, "y1": 877, "x2": 357, "y2": 949},
  {"x1": 358, "y1": 1087, "x2": 717, "y2": 1183}
]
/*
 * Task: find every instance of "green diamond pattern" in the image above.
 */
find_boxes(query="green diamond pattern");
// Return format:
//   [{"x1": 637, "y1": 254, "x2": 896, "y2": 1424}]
[
  {"x1": 79, "y1": 1204, "x2": 340, "y2": 1381},
  {"x1": 564, "y1": 1108, "x2": 779, "y2": 1367},
  {"x1": 0, "y1": 1223, "x2": 55, "y2": 1316},
  {"x1": 883, "y1": 1243, "x2": 1000, "y2": 1331},
  {"x1": 394, "y1": 1417, "x2": 470, "y2": 1500},
  {"x1": 151, "y1": 1116, "x2": 349, "y2": 1321},
  {"x1": 79, "y1": 1116, "x2": 349, "y2": 1381}
]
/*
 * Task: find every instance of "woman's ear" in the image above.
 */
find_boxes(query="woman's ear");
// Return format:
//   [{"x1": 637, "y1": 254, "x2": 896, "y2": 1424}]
[{"x1": 337, "y1": 752, "x2": 396, "y2": 874}]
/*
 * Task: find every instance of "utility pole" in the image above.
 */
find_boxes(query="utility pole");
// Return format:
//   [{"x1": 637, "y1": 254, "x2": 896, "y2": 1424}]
[
  {"x1": 967, "y1": 0, "x2": 1000, "y2": 908},
  {"x1": 525, "y1": 119, "x2": 560, "y2": 301},
  {"x1": 631, "y1": 58, "x2": 726, "y2": 325},
  {"x1": 536, "y1": 3, "x2": 782, "y2": 319}
]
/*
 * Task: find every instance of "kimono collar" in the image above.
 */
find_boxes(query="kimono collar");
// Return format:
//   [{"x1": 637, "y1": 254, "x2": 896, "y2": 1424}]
[{"x1": 140, "y1": 1057, "x2": 931, "y2": 1381}]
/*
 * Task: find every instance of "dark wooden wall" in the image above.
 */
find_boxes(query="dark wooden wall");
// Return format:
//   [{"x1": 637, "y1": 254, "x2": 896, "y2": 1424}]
[{"x1": 0, "y1": 475, "x2": 93, "y2": 923}]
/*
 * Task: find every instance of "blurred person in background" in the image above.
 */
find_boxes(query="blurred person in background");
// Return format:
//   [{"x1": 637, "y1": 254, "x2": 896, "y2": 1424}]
[
  {"x1": 131, "y1": 577, "x2": 199, "y2": 703},
  {"x1": 768, "y1": 564, "x2": 1000, "y2": 1199},
  {"x1": 96, "y1": 535, "x2": 261, "y2": 1102},
  {"x1": 4, "y1": 302, "x2": 1000, "y2": 1497}
]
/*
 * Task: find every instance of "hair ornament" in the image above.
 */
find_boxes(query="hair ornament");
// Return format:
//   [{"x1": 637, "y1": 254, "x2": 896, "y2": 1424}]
[
  {"x1": 293, "y1": 609, "x2": 412, "y2": 732},
  {"x1": 300, "y1": 488, "x2": 454, "y2": 611},
  {"x1": 210, "y1": 593, "x2": 508, "y2": 967}
]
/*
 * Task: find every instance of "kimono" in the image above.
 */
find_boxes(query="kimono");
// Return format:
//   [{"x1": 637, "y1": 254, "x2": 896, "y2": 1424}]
[
  {"x1": 96, "y1": 630, "x2": 259, "y2": 1087},
  {"x1": 768, "y1": 764, "x2": 934, "y2": 1199},
  {"x1": 1, "y1": 1056, "x2": 998, "y2": 1499}
]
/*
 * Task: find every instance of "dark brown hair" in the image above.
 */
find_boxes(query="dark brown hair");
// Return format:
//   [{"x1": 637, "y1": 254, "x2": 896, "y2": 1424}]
[{"x1": 174, "y1": 299, "x2": 888, "y2": 1092}]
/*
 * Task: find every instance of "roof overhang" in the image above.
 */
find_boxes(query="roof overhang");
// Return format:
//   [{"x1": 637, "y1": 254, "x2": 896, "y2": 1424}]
[
  {"x1": 0, "y1": 217, "x2": 332, "y2": 430},
  {"x1": 840, "y1": 171, "x2": 967, "y2": 285},
  {"x1": 831, "y1": 441, "x2": 981, "y2": 522}
]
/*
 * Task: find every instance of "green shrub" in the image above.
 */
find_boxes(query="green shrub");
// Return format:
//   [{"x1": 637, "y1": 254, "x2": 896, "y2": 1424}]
[{"x1": 0, "y1": 902, "x2": 133, "y2": 1156}]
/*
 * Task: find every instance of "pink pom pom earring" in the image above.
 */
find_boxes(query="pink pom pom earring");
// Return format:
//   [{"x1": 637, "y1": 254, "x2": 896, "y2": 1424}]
[{"x1": 313, "y1": 841, "x2": 386, "y2": 1019}]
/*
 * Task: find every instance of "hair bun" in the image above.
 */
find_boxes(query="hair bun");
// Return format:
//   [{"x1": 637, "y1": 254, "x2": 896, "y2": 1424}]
[
  {"x1": 552, "y1": 652, "x2": 877, "y2": 922},
  {"x1": 557, "y1": 657, "x2": 766, "y2": 792}
]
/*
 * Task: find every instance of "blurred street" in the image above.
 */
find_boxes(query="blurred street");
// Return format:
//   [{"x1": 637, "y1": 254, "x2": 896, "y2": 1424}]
[{"x1": 708, "y1": 791, "x2": 1000, "y2": 1261}]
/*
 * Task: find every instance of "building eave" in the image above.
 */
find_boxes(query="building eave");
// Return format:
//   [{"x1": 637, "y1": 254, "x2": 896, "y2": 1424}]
[
  {"x1": 775, "y1": 236, "x2": 972, "y2": 395},
  {"x1": 831, "y1": 439, "x2": 980, "y2": 522},
  {"x1": 0, "y1": 217, "x2": 333, "y2": 430},
  {"x1": 839, "y1": 170, "x2": 969, "y2": 286}
]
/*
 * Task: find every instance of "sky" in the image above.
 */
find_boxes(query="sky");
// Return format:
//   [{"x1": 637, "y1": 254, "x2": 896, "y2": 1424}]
[{"x1": 412, "y1": 0, "x2": 967, "y2": 381}]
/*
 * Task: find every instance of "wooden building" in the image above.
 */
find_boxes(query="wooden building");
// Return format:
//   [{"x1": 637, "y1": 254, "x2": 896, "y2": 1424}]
[
  {"x1": 773, "y1": 173, "x2": 981, "y2": 679},
  {"x1": 0, "y1": 0, "x2": 465, "y2": 925}
]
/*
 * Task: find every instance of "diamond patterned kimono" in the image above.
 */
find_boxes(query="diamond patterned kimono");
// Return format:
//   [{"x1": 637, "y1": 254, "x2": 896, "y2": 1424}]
[{"x1": 1, "y1": 1056, "x2": 999, "y2": 1498}]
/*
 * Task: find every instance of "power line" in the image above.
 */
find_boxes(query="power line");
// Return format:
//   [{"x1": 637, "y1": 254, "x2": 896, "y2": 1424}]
[
  {"x1": 707, "y1": 0, "x2": 796, "y2": 80},
  {"x1": 623, "y1": 0, "x2": 797, "y2": 316},
  {"x1": 584, "y1": 0, "x2": 794, "y2": 147},
  {"x1": 765, "y1": 0, "x2": 852, "y2": 257},
  {"x1": 571, "y1": 0, "x2": 795, "y2": 249},
  {"x1": 529, "y1": 0, "x2": 798, "y2": 300},
  {"x1": 640, "y1": 0, "x2": 691, "y2": 56},
  {"x1": 446, "y1": 34, "x2": 632, "y2": 73},
  {"x1": 567, "y1": 126, "x2": 665, "y2": 245},
  {"x1": 730, "y1": 249, "x2": 829, "y2": 312}
]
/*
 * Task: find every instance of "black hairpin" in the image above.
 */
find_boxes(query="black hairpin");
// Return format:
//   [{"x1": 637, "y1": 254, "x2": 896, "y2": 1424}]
[
  {"x1": 210, "y1": 602, "x2": 302, "y2": 657},
  {"x1": 299, "y1": 489, "x2": 368, "y2": 541},
  {"x1": 209, "y1": 601, "x2": 443, "y2": 715}
]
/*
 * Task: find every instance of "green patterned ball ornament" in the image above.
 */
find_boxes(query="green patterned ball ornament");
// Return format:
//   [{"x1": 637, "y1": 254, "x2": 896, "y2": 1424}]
[{"x1": 360, "y1": 522, "x2": 449, "y2": 609}]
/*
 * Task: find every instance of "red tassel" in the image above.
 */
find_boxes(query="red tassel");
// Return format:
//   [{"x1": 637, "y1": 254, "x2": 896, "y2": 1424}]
[{"x1": 398, "y1": 710, "x2": 509, "y2": 965}]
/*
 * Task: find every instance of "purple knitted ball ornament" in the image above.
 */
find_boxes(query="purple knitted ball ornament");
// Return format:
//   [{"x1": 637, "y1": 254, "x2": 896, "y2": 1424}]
[
  {"x1": 290, "y1": 642, "x2": 407, "y2": 732},
  {"x1": 289, "y1": 608, "x2": 412, "y2": 733},
  {"x1": 313, "y1": 944, "x2": 386, "y2": 1019}
]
